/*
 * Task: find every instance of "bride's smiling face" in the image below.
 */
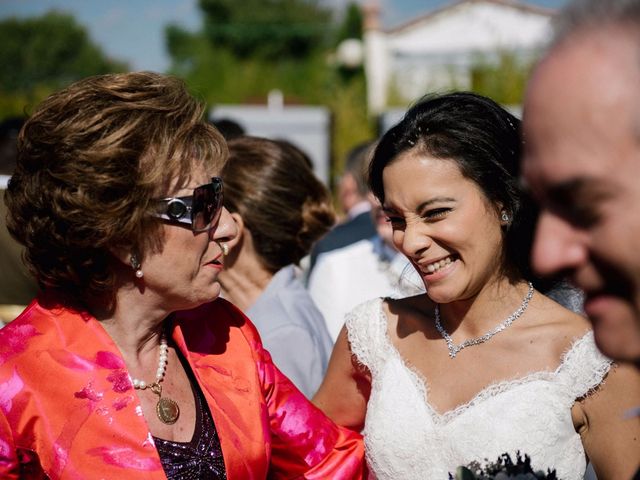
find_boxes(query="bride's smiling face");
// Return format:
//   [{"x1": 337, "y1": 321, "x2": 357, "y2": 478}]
[{"x1": 382, "y1": 150, "x2": 507, "y2": 304}]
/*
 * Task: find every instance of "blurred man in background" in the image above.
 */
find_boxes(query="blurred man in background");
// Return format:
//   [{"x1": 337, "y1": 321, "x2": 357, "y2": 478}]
[{"x1": 308, "y1": 141, "x2": 377, "y2": 271}]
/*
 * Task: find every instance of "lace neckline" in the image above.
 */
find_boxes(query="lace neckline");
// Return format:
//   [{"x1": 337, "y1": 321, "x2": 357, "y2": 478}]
[{"x1": 373, "y1": 298, "x2": 593, "y2": 424}]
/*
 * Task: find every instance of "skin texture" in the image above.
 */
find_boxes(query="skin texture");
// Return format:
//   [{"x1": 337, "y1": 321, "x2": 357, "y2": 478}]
[
  {"x1": 523, "y1": 25, "x2": 640, "y2": 364},
  {"x1": 218, "y1": 212, "x2": 274, "y2": 312},
  {"x1": 315, "y1": 150, "x2": 640, "y2": 479}
]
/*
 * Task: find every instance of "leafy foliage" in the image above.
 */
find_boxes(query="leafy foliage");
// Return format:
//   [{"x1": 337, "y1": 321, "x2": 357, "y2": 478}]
[
  {"x1": 198, "y1": 0, "x2": 332, "y2": 59},
  {"x1": 335, "y1": 3, "x2": 363, "y2": 44},
  {"x1": 0, "y1": 11, "x2": 128, "y2": 93},
  {"x1": 166, "y1": 1, "x2": 374, "y2": 183},
  {"x1": 471, "y1": 51, "x2": 535, "y2": 106}
]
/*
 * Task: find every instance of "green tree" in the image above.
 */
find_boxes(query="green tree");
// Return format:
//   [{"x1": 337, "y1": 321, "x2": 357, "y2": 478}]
[
  {"x1": 165, "y1": 1, "x2": 374, "y2": 186},
  {"x1": 0, "y1": 11, "x2": 128, "y2": 93},
  {"x1": 166, "y1": 0, "x2": 337, "y2": 103},
  {"x1": 470, "y1": 51, "x2": 535, "y2": 105},
  {"x1": 198, "y1": 0, "x2": 332, "y2": 59},
  {"x1": 335, "y1": 3, "x2": 363, "y2": 44}
]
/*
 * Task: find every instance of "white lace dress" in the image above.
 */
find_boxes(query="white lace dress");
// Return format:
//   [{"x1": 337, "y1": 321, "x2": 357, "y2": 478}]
[{"x1": 346, "y1": 298, "x2": 612, "y2": 480}]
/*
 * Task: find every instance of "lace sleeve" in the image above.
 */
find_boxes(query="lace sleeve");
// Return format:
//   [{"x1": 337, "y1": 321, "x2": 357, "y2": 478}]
[
  {"x1": 345, "y1": 298, "x2": 391, "y2": 375},
  {"x1": 556, "y1": 331, "x2": 612, "y2": 403}
]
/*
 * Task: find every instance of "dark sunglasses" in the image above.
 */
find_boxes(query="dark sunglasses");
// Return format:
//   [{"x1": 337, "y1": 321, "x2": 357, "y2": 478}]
[{"x1": 154, "y1": 177, "x2": 223, "y2": 232}]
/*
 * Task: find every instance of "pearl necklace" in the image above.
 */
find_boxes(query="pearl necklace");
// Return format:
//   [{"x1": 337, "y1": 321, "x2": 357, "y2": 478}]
[
  {"x1": 130, "y1": 333, "x2": 180, "y2": 425},
  {"x1": 434, "y1": 282, "x2": 534, "y2": 359}
]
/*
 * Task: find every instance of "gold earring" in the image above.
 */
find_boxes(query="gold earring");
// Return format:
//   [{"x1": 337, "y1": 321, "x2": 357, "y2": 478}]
[{"x1": 221, "y1": 243, "x2": 229, "y2": 256}]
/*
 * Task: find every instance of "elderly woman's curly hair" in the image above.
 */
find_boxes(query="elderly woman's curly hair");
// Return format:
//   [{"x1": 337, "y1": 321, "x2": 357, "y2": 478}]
[{"x1": 5, "y1": 72, "x2": 227, "y2": 304}]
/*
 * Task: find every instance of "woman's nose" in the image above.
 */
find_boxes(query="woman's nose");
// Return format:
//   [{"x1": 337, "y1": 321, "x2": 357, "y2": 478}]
[
  {"x1": 209, "y1": 207, "x2": 238, "y2": 243},
  {"x1": 398, "y1": 222, "x2": 432, "y2": 258}
]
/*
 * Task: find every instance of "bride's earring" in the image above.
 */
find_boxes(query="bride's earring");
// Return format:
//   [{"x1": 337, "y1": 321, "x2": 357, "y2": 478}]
[{"x1": 130, "y1": 254, "x2": 144, "y2": 278}]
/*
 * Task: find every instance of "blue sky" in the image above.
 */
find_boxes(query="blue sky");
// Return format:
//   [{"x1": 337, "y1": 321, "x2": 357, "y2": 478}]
[{"x1": 0, "y1": 0, "x2": 567, "y2": 72}]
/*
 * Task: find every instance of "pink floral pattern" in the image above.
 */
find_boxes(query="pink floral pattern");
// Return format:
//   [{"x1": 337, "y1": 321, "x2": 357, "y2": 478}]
[
  {"x1": 95, "y1": 350, "x2": 126, "y2": 369},
  {"x1": 0, "y1": 370, "x2": 23, "y2": 414},
  {"x1": 73, "y1": 383, "x2": 104, "y2": 402},
  {"x1": 0, "y1": 322, "x2": 39, "y2": 363}
]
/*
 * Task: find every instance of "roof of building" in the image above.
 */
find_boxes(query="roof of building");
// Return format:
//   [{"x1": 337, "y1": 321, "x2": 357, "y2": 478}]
[
  {"x1": 384, "y1": 0, "x2": 556, "y2": 56},
  {"x1": 387, "y1": 0, "x2": 555, "y2": 34}
]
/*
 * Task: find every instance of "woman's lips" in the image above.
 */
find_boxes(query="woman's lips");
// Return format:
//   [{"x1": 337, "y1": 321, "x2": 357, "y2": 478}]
[{"x1": 204, "y1": 257, "x2": 223, "y2": 269}]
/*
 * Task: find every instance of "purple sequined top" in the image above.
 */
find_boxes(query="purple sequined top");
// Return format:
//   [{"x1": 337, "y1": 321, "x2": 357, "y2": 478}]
[{"x1": 153, "y1": 357, "x2": 226, "y2": 479}]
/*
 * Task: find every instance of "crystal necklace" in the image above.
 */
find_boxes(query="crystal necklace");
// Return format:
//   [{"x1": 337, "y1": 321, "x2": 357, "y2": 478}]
[
  {"x1": 434, "y1": 282, "x2": 534, "y2": 359},
  {"x1": 130, "y1": 333, "x2": 180, "y2": 425}
]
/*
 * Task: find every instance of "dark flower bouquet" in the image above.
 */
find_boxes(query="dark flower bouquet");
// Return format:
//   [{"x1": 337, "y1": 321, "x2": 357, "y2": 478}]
[{"x1": 450, "y1": 452, "x2": 558, "y2": 480}]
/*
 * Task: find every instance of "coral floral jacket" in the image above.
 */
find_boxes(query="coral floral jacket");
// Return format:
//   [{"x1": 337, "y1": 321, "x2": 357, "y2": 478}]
[{"x1": 0, "y1": 295, "x2": 365, "y2": 479}]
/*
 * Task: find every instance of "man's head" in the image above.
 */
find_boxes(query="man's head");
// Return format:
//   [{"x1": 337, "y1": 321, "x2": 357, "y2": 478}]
[
  {"x1": 523, "y1": 0, "x2": 640, "y2": 363},
  {"x1": 338, "y1": 141, "x2": 375, "y2": 215}
]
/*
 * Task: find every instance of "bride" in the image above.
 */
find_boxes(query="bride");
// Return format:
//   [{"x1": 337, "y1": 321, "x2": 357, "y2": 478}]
[{"x1": 313, "y1": 92, "x2": 640, "y2": 480}]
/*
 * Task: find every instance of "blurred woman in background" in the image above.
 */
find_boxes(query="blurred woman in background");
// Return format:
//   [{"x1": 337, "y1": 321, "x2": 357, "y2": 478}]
[{"x1": 219, "y1": 136, "x2": 334, "y2": 397}]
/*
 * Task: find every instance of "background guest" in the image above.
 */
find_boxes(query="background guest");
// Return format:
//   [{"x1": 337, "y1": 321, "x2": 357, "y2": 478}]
[
  {"x1": 308, "y1": 141, "x2": 377, "y2": 271},
  {"x1": 218, "y1": 136, "x2": 334, "y2": 397},
  {"x1": 210, "y1": 117, "x2": 246, "y2": 141}
]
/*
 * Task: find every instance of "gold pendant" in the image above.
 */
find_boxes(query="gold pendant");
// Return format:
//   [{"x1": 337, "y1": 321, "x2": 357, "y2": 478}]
[{"x1": 156, "y1": 396, "x2": 180, "y2": 425}]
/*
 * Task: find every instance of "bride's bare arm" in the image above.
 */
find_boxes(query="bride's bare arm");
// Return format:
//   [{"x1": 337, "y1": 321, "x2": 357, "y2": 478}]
[
  {"x1": 574, "y1": 362, "x2": 640, "y2": 480},
  {"x1": 312, "y1": 325, "x2": 370, "y2": 431}
]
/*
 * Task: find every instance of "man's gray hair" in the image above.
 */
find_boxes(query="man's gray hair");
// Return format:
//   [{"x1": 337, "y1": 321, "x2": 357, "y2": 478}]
[{"x1": 553, "y1": 0, "x2": 640, "y2": 45}]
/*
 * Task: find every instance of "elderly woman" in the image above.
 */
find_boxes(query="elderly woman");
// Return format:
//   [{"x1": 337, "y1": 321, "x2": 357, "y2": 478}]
[
  {"x1": 0, "y1": 72, "x2": 364, "y2": 479},
  {"x1": 218, "y1": 136, "x2": 334, "y2": 398}
]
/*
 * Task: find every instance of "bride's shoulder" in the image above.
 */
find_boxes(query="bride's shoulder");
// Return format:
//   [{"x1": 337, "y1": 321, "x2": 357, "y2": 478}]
[
  {"x1": 531, "y1": 287, "x2": 590, "y2": 330},
  {"x1": 523, "y1": 290, "x2": 593, "y2": 359}
]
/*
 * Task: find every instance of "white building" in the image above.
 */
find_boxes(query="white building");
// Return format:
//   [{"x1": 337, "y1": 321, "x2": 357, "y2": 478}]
[
  {"x1": 363, "y1": 0, "x2": 556, "y2": 115},
  {"x1": 211, "y1": 91, "x2": 332, "y2": 185}
]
